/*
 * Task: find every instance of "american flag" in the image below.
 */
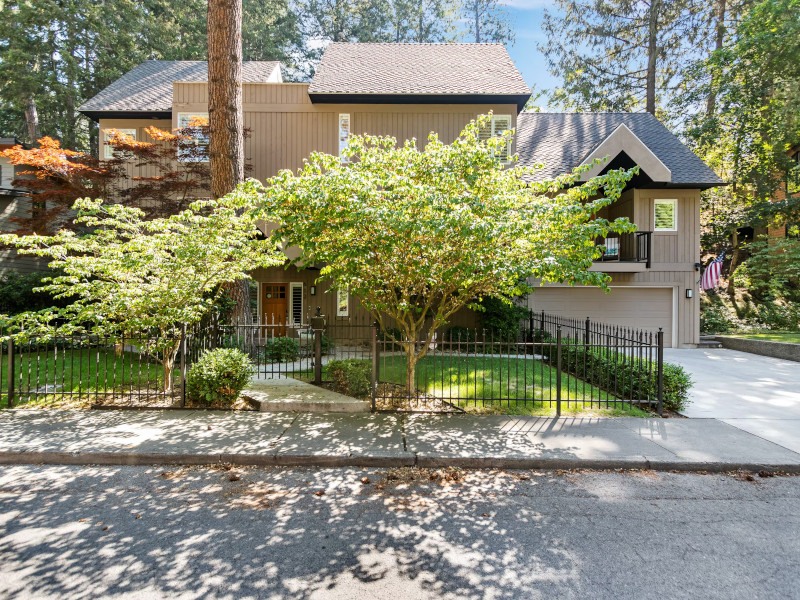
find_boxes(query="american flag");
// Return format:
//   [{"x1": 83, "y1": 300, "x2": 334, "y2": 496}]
[{"x1": 701, "y1": 252, "x2": 725, "y2": 290}]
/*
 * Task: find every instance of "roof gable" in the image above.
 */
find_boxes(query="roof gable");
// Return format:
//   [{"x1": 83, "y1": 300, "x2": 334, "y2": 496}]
[
  {"x1": 515, "y1": 112, "x2": 723, "y2": 188},
  {"x1": 308, "y1": 43, "x2": 530, "y2": 109},
  {"x1": 79, "y1": 61, "x2": 282, "y2": 117},
  {"x1": 577, "y1": 123, "x2": 671, "y2": 183}
]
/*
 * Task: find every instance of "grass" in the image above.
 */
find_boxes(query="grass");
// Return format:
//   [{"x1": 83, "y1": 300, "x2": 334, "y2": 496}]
[
  {"x1": 310, "y1": 354, "x2": 651, "y2": 417},
  {"x1": 727, "y1": 332, "x2": 800, "y2": 344},
  {"x1": 1, "y1": 348, "x2": 165, "y2": 408}
]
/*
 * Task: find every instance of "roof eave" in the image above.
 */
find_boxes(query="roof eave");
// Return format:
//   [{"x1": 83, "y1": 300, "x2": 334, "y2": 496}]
[
  {"x1": 308, "y1": 92, "x2": 531, "y2": 113},
  {"x1": 78, "y1": 110, "x2": 173, "y2": 123}
]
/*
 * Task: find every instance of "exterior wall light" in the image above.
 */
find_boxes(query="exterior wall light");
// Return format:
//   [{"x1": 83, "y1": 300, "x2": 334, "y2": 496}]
[{"x1": 686, "y1": 289, "x2": 693, "y2": 299}]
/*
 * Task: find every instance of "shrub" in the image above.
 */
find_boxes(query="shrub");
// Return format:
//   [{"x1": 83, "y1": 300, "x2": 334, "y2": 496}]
[
  {"x1": 186, "y1": 348, "x2": 253, "y2": 406},
  {"x1": 327, "y1": 358, "x2": 371, "y2": 398},
  {"x1": 321, "y1": 334, "x2": 334, "y2": 355},
  {"x1": 0, "y1": 270, "x2": 69, "y2": 314},
  {"x1": 266, "y1": 336, "x2": 300, "y2": 362},
  {"x1": 700, "y1": 303, "x2": 734, "y2": 334},
  {"x1": 558, "y1": 342, "x2": 692, "y2": 412},
  {"x1": 479, "y1": 296, "x2": 528, "y2": 338},
  {"x1": 444, "y1": 326, "x2": 478, "y2": 352}
]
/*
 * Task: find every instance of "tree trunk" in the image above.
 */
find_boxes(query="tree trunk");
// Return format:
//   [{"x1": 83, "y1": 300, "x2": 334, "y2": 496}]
[
  {"x1": 405, "y1": 343, "x2": 418, "y2": 397},
  {"x1": 645, "y1": 0, "x2": 660, "y2": 115},
  {"x1": 208, "y1": 0, "x2": 244, "y2": 198},
  {"x1": 24, "y1": 97, "x2": 39, "y2": 143},
  {"x1": 208, "y1": 0, "x2": 250, "y2": 324},
  {"x1": 727, "y1": 229, "x2": 739, "y2": 300},
  {"x1": 706, "y1": 0, "x2": 727, "y2": 117}
]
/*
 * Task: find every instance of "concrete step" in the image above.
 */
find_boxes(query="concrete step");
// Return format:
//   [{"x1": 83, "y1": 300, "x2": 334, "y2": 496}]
[{"x1": 242, "y1": 378, "x2": 370, "y2": 413}]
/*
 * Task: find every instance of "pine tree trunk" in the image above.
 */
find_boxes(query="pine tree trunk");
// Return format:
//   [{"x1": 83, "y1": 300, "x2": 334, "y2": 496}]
[
  {"x1": 645, "y1": 0, "x2": 660, "y2": 115},
  {"x1": 208, "y1": 0, "x2": 244, "y2": 198},
  {"x1": 208, "y1": 0, "x2": 250, "y2": 324},
  {"x1": 24, "y1": 98, "x2": 39, "y2": 143},
  {"x1": 706, "y1": 0, "x2": 727, "y2": 117}
]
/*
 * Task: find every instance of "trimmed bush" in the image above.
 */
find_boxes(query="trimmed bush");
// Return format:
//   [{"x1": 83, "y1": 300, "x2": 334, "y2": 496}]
[
  {"x1": 186, "y1": 348, "x2": 253, "y2": 406},
  {"x1": 557, "y1": 341, "x2": 692, "y2": 412},
  {"x1": 379, "y1": 327, "x2": 404, "y2": 351},
  {"x1": 327, "y1": 359, "x2": 371, "y2": 398},
  {"x1": 266, "y1": 336, "x2": 300, "y2": 362}
]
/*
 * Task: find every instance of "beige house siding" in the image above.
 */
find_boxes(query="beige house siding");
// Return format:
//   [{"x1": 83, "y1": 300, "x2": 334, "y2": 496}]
[{"x1": 528, "y1": 188, "x2": 701, "y2": 348}]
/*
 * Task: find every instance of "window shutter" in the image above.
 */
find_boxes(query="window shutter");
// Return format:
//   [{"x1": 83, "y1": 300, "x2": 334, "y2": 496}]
[
  {"x1": 290, "y1": 283, "x2": 303, "y2": 326},
  {"x1": 339, "y1": 113, "x2": 351, "y2": 161},
  {"x1": 492, "y1": 115, "x2": 512, "y2": 162},
  {"x1": 654, "y1": 199, "x2": 677, "y2": 231}
]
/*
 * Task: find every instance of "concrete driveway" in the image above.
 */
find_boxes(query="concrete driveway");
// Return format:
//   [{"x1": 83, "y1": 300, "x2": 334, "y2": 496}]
[{"x1": 664, "y1": 347, "x2": 800, "y2": 453}]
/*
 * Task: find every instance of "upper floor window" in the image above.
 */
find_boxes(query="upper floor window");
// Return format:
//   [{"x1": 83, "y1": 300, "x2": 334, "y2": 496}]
[
  {"x1": 654, "y1": 199, "x2": 677, "y2": 231},
  {"x1": 338, "y1": 113, "x2": 350, "y2": 162},
  {"x1": 336, "y1": 288, "x2": 349, "y2": 317},
  {"x1": 177, "y1": 113, "x2": 209, "y2": 162},
  {"x1": 103, "y1": 128, "x2": 136, "y2": 159},
  {"x1": 478, "y1": 114, "x2": 512, "y2": 163}
]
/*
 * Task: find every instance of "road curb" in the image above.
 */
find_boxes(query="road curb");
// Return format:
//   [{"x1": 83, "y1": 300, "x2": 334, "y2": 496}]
[{"x1": 1, "y1": 451, "x2": 799, "y2": 473}]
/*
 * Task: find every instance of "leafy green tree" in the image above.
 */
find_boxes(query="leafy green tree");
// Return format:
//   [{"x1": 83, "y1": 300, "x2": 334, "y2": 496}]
[
  {"x1": 678, "y1": 0, "x2": 800, "y2": 285},
  {"x1": 256, "y1": 116, "x2": 634, "y2": 394},
  {"x1": 0, "y1": 192, "x2": 283, "y2": 390},
  {"x1": 388, "y1": 0, "x2": 457, "y2": 42}
]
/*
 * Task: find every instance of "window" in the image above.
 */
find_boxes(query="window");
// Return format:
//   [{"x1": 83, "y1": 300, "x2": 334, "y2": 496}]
[
  {"x1": 654, "y1": 199, "x2": 677, "y2": 231},
  {"x1": 103, "y1": 128, "x2": 136, "y2": 159},
  {"x1": 177, "y1": 113, "x2": 209, "y2": 162},
  {"x1": 336, "y1": 288, "x2": 349, "y2": 317},
  {"x1": 478, "y1": 114, "x2": 512, "y2": 163},
  {"x1": 290, "y1": 283, "x2": 303, "y2": 326},
  {"x1": 338, "y1": 113, "x2": 350, "y2": 162}
]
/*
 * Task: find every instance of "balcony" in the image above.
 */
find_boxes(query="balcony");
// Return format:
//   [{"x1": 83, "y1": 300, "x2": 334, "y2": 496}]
[{"x1": 590, "y1": 231, "x2": 652, "y2": 273}]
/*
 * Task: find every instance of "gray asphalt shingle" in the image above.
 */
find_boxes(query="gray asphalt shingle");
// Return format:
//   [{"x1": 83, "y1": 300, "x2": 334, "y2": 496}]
[
  {"x1": 308, "y1": 43, "x2": 530, "y2": 96},
  {"x1": 515, "y1": 112, "x2": 723, "y2": 186},
  {"x1": 79, "y1": 61, "x2": 281, "y2": 113}
]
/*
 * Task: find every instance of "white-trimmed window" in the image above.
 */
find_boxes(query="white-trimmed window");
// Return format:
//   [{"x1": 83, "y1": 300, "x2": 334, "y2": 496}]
[
  {"x1": 338, "y1": 113, "x2": 350, "y2": 162},
  {"x1": 289, "y1": 282, "x2": 304, "y2": 326},
  {"x1": 478, "y1": 114, "x2": 512, "y2": 163},
  {"x1": 336, "y1": 288, "x2": 349, "y2": 317},
  {"x1": 177, "y1": 112, "x2": 209, "y2": 162},
  {"x1": 103, "y1": 128, "x2": 136, "y2": 159},
  {"x1": 654, "y1": 199, "x2": 677, "y2": 231}
]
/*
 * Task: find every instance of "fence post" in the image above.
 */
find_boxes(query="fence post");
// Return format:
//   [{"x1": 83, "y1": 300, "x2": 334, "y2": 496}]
[
  {"x1": 657, "y1": 328, "x2": 664, "y2": 416},
  {"x1": 556, "y1": 327, "x2": 562, "y2": 417},
  {"x1": 528, "y1": 309, "x2": 534, "y2": 342},
  {"x1": 540, "y1": 310, "x2": 545, "y2": 333},
  {"x1": 6, "y1": 338, "x2": 13, "y2": 409},
  {"x1": 584, "y1": 317, "x2": 590, "y2": 345},
  {"x1": 180, "y1": 323, "x2": 187, "y2": 408},
  {"x1": 210, "y1": 312, "x2": 218, "y2": 350},
  {"x1": 314, "y1": 329, "x2": 322, "y2": 385},
  {"x1": 371, "y1": 322, "x2": 379, "y2": 412}
]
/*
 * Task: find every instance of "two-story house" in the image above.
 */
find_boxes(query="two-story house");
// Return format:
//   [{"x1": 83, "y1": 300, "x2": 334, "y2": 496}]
[{"x1": 78, "y1": 43, "x2": 723, "y2": 348}]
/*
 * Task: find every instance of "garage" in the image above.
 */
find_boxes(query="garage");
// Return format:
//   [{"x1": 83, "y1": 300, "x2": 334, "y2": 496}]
[{"x1": 530, "y1": 286, "x2": 675, "y2": 348}]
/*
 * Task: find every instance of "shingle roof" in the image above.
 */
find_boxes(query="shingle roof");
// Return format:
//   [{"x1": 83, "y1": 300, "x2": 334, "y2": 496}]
[
  {"x1": 79, "y1": 61, "x2": 281, "y2": 114},
  {"x1": 308, "y1": 43, "x2": 530, "y2": 97},
  {"x1": 515, "y1": 112, "x2": 724, "y2": 187}
]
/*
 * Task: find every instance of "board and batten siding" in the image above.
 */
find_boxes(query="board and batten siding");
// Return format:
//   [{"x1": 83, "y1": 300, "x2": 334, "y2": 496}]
[
  {"x1": 172, "y1": 82, "x2": 517, "y2": 182},
  {"x1": 528, "y1": 188, "x2": 701, "y2": 348}
]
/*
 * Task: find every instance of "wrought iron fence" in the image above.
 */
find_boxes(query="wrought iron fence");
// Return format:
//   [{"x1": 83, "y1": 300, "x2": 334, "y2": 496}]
[
  {"x1": 1, "y1": 309, "x2": 664, "y2": 414},
  {"x1": 371, "y1": 312, "x2": 664, "y2": 414}
]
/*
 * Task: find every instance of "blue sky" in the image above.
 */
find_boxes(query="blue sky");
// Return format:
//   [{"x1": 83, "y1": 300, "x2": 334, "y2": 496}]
[{"x1": 501, "y1": 0, "x2": 561, "y2": 106}]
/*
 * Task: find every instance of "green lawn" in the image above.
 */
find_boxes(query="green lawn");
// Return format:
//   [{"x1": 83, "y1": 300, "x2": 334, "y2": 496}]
[
  {"x1": 728, "y1": 332, "x2": 800, "y2": 344},
  {"x1": 1, "y1": 348, "x2": 164, "y2": 408},
  {"x1": 315, "y1": 355, "x2": 650, "y2": 417}
]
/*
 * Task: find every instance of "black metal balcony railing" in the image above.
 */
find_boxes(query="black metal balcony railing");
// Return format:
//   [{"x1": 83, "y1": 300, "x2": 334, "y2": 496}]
[{"x1": 596, "y1": 231, "x2": 652, "y2": 268}]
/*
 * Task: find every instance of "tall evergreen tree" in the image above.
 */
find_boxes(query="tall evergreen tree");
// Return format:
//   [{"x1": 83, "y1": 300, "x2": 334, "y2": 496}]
[
  {"x1": 540, "y1": 0, "x2": 701, "y2": 115},
  {"x1": 459, "y1": 0, "x2": 513, "y2": 44}
]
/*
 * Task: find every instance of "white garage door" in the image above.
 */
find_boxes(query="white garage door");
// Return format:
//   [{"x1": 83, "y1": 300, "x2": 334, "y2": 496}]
[{"x1": 530, "y1": 286, "x2": 674, "y2": 347}]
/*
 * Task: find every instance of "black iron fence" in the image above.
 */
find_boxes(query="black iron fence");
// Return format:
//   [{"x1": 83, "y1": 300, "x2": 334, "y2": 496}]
[{"x1": 1, "y1": 310, "x2": 664, "y2": 414}]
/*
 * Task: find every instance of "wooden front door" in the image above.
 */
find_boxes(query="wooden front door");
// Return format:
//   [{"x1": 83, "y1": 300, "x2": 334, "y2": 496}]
[{"x1": 261, "y1": 283, "x2": 288, "y2": 337}]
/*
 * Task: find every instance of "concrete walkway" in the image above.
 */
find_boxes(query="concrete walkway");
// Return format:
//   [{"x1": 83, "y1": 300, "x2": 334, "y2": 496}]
[
  {"x1": 664, "y1": 348, "x2": 800, "y2": 453},
  {"x1": 1, "y1": 409, "x2": 798, "y2": 472}
]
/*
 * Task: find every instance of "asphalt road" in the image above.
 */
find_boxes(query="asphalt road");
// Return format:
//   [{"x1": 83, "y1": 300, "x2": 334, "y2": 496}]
[{"x1": 1, "y1": 465, "x2": 798, "y2": 600}]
